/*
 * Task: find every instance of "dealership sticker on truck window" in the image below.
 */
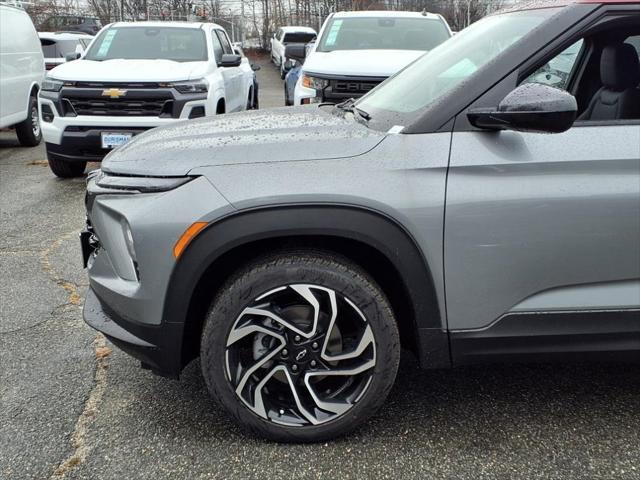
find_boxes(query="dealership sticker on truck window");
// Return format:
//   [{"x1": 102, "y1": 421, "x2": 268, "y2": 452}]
[
  {"x1": 325, "y1": 20, "x2": 343, "y2": 47},
  {"x1": 96, "y1": 29, "x2": 117, "y2": 58}
]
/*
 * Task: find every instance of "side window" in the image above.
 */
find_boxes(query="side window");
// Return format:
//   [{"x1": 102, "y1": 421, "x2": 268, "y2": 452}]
[
  {"x1": 522, "y1": 39, "x2": 584, "y2": 90},
  {"x1": 625, "y1": 35, "x2": 640, "y2": 57},
  {"x1": 216, "y1": 30, "x2": 233, "y2": 55},
  {"x1": 211, "y1": 31, "x2": 223, "y2": 64}
]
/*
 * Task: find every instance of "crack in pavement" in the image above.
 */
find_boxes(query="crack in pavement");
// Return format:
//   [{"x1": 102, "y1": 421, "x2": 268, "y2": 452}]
[
  {"x1": 0, "y1": 303, "x2": 81, "y2": 335},
  {"x1": 40, "y1": 231, "x2": 84, "y2": 307},
  {"x1": 50, "y1": 334, "x2": 111, "y2": 479},
  {"x1": 36, "y1": 229, "x2": 112, "y2": 478}
]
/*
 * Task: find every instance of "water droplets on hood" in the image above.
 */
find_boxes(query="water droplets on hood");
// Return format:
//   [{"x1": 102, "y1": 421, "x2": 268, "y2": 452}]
[{"x1": 104, "y1": 106, "x2": 386, "y2": 176}]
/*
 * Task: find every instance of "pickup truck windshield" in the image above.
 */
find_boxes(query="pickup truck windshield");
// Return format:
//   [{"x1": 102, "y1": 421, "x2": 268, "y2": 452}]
[
  {"x1": 85, "y1": 27, "x2": 207, "y2": 62},
  {"x1": 356, "y1": 8, "x2": 558, "y2": 127},
  {"x1": 317, "y1": 17, "x2": 450, "y2": 52}
]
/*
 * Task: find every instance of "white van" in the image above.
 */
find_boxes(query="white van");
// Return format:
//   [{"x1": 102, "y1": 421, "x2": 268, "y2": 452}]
[{"x1": 0, "y1": 4, "x2": 45, "y2": 146}]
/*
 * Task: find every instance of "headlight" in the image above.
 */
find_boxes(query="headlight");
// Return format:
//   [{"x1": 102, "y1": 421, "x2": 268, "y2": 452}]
[
  {"x1": 301, "y1": 75, "x2": 329, "y2": 90},
  {"x1": 170, "y1": 79, "x2": 208, "y2": 94},
  {"x1": 94, "y1": 171, "x2": 194, "y2": 193},
  {"x1": 42, "y1": 78, "x2": 65, "y2": 92}
]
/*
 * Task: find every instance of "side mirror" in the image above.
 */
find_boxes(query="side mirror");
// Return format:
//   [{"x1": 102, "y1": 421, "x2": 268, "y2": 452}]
[
  {"x1": 285, "y1": 44, "x2": 306, "y2": 64},
  {"x1": 251, "y1": 63, "x2": 261, "y2": 72},
  {"x1": 218, "y1": 53, "x2": 242, "y2": 68},
  {"x1": 65, "y1": 52, "x2": 81, "y2": 62},
  {"x1": 467, "y1": 83, "x2": 577, "y2": 134}
]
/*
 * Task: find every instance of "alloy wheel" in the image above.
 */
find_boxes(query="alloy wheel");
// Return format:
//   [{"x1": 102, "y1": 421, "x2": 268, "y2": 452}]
[
  {"x1": 31, "y1": 105, "x2": 40, "y2": 137},
  {"x1": 224, "y1": 284, "x2": 376, "y2": 427}
]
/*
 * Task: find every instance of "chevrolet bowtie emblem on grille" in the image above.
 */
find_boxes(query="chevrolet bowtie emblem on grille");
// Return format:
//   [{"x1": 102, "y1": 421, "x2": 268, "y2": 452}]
[{"x1": 102, "y1": 88, "x2": 127, "y2": 99}]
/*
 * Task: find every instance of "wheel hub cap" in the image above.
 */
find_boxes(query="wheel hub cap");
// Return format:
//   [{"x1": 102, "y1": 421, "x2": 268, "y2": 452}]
[{"x1": 224, "y1": 284, "x2": 376, "y2": 426}]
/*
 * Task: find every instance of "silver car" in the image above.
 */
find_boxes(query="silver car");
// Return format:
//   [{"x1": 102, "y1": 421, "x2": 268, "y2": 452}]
[{"x1": 82, "y1": 0, "x2": 640, "y2": 442}]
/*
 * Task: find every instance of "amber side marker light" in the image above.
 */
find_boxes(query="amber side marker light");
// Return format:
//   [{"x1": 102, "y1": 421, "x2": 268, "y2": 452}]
[{"x1": 173, "y1": 222, "x2": 208, "y2": 259}]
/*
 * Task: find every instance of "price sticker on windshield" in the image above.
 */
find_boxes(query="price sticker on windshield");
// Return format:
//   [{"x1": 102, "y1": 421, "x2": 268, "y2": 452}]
[
  {"x1": 96, "y1": 29, "x2": 117, "y2": 58},
  {"x1": 325, "y1": 19, "x2": 343, "y2": 47}
]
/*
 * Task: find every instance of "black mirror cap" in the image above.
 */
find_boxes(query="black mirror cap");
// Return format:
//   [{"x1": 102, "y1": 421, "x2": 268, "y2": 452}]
[
  {"x1": 468, "y1": 83, "x2": 577, "y2": 134},
  {"x1": 65, "y1": 52, "x2": 81, "y2": 62},
  {"x1": 219, "y1": 54, "x2": 242, "y2": 67},
  {"x1": 284, "y1": 44, "x2": 306, "y2": 63}
]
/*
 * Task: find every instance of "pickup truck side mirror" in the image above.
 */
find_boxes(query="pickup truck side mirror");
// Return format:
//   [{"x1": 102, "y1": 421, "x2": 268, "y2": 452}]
[
  {"x1": 65, "y1": 52, "x2": 81, "y2": 62},
  {"x1": 467, "y1": 83, "x2": 577, "y2": 134},
  {"x1": 218, "y1": 54, "x2": 242, "y2": 68},
  {"x1": 284, "y1": 44, "x2": 306, "y2": 64}
]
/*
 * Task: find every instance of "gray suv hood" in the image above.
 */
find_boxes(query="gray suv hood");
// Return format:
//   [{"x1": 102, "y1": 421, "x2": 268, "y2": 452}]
[{"x1": 102, "y1": 106, "x2": 385, "y2": 176}]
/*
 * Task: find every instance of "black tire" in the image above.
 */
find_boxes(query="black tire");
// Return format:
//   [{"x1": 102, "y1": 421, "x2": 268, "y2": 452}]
[
  {"x1": 280, "y1": 62, "x2": 286, "y2": 80},
  {"x1": 15, "y1": 95, "x2": 42, "y2": 147},
  {"x1": 284, "y1": 84, "x2": 291, "y2": 106},
  {"x1": 47, "y1": 157, "x2": 86, "y2": 178},
  {"x1": 201, "y1": 250, "x2": 400, "y2": 442}
]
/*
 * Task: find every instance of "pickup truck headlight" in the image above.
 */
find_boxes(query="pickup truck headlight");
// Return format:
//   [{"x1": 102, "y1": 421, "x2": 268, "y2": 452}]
[
  {"x1": 42, "y1": 78, "x2": 66, "y2": 92},
  {"x1": 170, "y1": 79, "x2": 209, "y2": 94},
  {"x1": 301, "y1": 75, "x2": 329, "y2": 90}
]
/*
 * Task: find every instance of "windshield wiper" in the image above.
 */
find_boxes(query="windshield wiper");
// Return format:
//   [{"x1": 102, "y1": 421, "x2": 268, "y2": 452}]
[{"x1": 335, "y1": 98, "x2": 371, "y2": 123}]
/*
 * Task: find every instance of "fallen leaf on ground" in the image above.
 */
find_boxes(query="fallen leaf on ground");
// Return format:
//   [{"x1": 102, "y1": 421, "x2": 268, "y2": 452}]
[{"x1": 95, "y1": 346, "x2": 112, "y2": 359}]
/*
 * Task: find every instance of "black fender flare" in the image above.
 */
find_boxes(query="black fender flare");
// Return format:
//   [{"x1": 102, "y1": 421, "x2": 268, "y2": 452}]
[{"x1": 163, "y1": 205, "x2": 450, "y2": 369}]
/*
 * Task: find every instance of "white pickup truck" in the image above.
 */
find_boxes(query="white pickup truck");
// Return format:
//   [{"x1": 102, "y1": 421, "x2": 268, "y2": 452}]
[
  {"x1": 270, "y1": 26, "x2": 317, "y2": 79},
  {"x1": 39, "y1": 21, "x2": 257, "y2": 178},
  {"x1": 292, "y1": 11, "x2": 452, "y2": 105}
]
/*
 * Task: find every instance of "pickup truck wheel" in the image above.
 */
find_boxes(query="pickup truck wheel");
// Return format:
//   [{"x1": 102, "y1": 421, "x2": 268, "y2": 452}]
[
  {"x1": 15, "y1": 96, "x2": 42, "y2": 147},
  {"x1": 200, "y1": 251, "x2": 400, "y2": 442},
  {"x1": 284, "y1": 84, "x2": 292, "y2": 106},
  {"x1": 280, "y1": 62, "x2": 286, "y2": 80}
]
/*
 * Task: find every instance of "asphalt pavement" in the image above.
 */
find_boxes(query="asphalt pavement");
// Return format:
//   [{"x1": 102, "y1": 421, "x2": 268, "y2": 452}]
[{"x1": 1, "y1": 55, "x2": 639, "y2": 480}]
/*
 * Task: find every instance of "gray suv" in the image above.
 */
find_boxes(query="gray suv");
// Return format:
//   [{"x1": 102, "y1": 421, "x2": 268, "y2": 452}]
[{"x1": 82, "y1": 1, "x2": 640, "y2": 442}]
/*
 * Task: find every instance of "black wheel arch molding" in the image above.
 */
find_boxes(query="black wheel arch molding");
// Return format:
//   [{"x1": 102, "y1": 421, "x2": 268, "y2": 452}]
[{"x1": 163, "y1": 203, "x2": 449, "y2": 375}]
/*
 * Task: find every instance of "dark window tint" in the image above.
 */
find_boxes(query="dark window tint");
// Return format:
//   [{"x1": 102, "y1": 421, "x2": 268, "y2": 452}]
[
  {"x1": 40, "y1": 39, "x2": 81, "y2": 58},
  {"x1": 211, "y1": 31, "x2": 223, "y2": 63},
  {"x1": 282, "y1": 32, "x2": 316, "y2": 43},
  {"x1": 215, "y1": 30, "x2": 233, "y2": 54},
  {"x1": 85, "y1": 27, "x2": 207, "y2": 62}
]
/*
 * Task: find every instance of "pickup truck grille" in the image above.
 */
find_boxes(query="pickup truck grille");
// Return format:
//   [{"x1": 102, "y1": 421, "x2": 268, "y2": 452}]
[
  {"x1": 65, "y1": 97, "x2": 172, "y2": 117},
  {"x1": 322, "y1": 76, "x2": 387, "y2": 102}
]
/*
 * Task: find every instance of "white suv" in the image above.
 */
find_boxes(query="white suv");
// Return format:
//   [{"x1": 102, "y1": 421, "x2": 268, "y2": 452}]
[
  {"x1": 39, "y1": 22, "x2": 256, "y2": 177},
  {"x1": 0, "y1": 4, "x2": 45, "y2": 147},
  {"x1": 293, "y1": 11, "x2": 451, "y2": 105}
]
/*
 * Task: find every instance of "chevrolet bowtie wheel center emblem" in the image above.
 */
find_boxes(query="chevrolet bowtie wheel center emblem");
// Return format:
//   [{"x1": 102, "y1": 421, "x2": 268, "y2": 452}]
[{"x1": 102, "y1": 88, "x2": 127, "y2": 99}]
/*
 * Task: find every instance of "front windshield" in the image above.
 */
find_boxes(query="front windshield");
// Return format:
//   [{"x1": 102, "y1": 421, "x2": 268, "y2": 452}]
[
  {"x1": 85, "y1": 27, "x2": 207, "y2": 62},
  {"x1": 356, "y1": 8, "x2": 558, "y2": 124},
  {"x1": 317, "y1": 17, "x2": 450, "y2": 52}
]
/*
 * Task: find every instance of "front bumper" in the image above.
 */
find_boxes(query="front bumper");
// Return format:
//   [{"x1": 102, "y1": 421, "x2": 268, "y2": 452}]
[
  {"x1": 45, "y1": 126, "x2": 152, "y2": 163},
  {"x1": 84, "y1": 287, "x2": 183, "y2": 376},
  {"x1": 81, "y1": 173, "x2": 235, "y2": 377}
]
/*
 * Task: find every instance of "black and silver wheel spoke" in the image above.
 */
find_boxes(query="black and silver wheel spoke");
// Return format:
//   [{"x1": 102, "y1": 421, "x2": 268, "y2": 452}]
[{"x1": 225, "y1": 284, "x2": 377, "y2": 427}]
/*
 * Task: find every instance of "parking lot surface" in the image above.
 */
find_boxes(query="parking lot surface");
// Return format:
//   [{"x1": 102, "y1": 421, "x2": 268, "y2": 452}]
[{"x1": 1, "y1": 56, "x2": 639, "y2": 480}]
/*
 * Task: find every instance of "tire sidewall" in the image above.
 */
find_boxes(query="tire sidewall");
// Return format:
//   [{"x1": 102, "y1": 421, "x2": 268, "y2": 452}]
[{"x1": 201, "y1": 255, "x2": 400, "y2": 442}]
